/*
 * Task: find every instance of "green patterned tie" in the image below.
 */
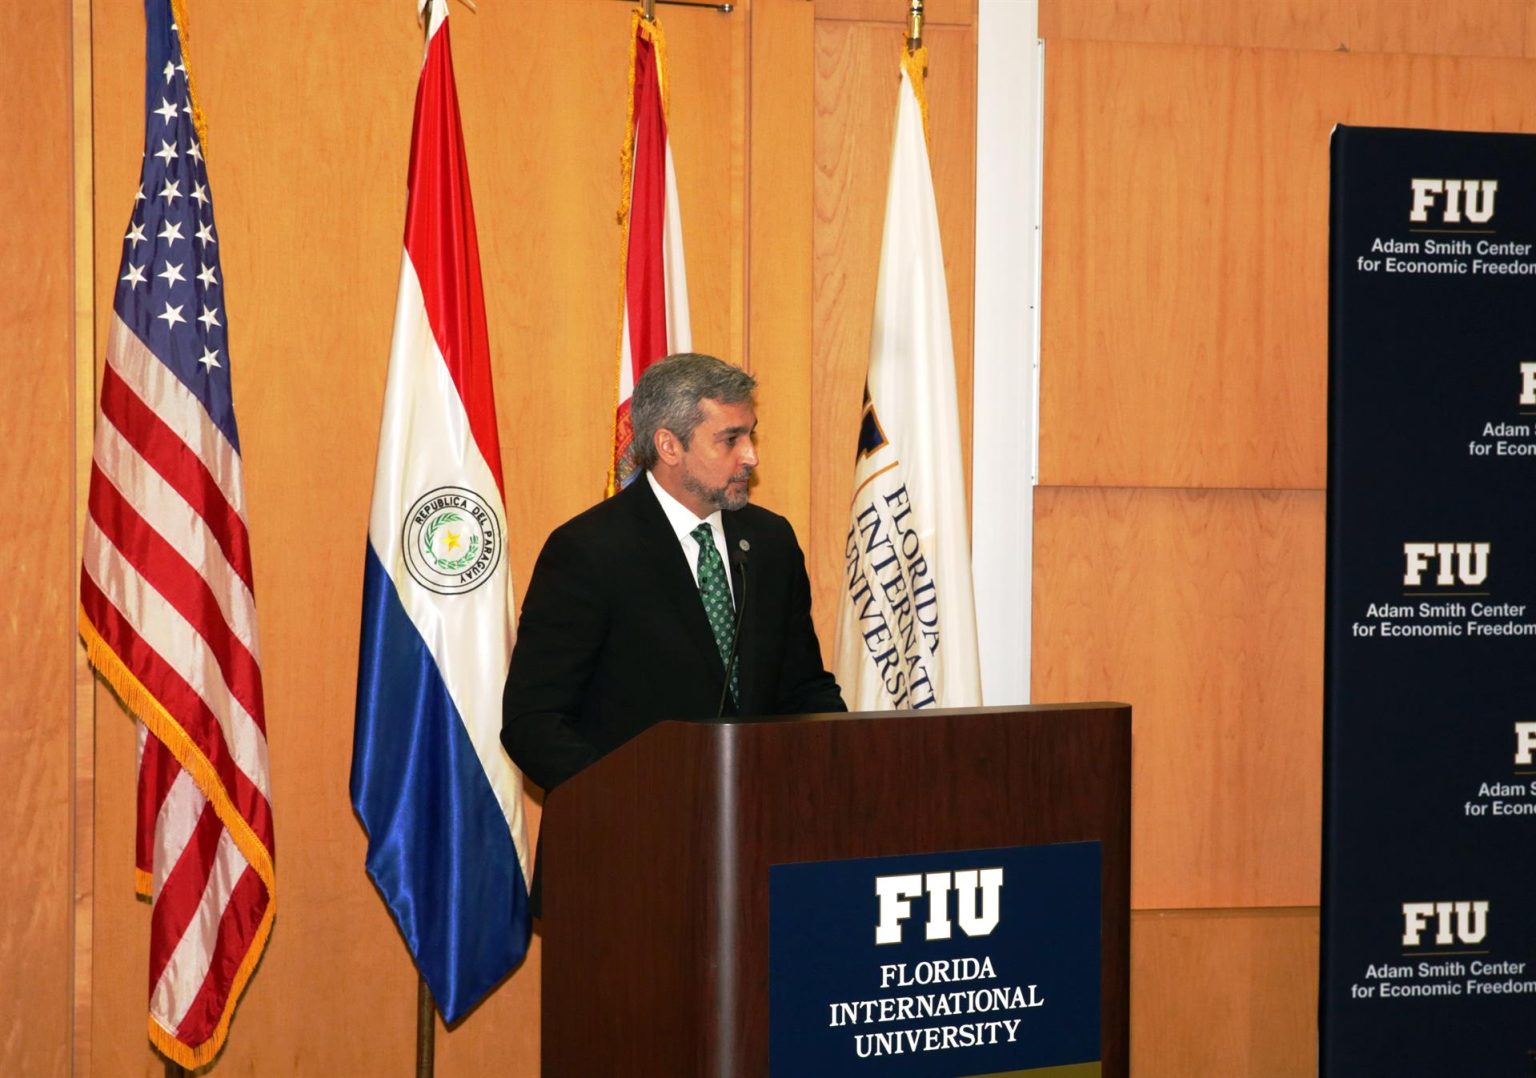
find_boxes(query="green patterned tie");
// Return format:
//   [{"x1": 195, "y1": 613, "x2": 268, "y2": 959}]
[{"x1": 691, "y1": 522, "x2": 738, "y2": 704}]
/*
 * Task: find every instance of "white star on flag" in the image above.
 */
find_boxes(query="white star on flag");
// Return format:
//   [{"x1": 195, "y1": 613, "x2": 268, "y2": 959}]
[
  {"x1": 154, "y1": 97, "x2": 179, "y2": 124},
  {"x1": 191, "y1": 181, "x2": 208, "y2": 206},
  {"x1": 159, "y1": 178, "x2": 181, "y2": 202},
  {"x1": 158, "y1": 220, "x2": 184, "y2": 246},
  {"x1": 196, "y1": 222, "x2": 216, "y2": 247},
  {"x1": 197, "y1": 305, "x2": 221, "y2": 331},
  {"x1": 196, "y1": 346, "x2": 221, "y2": 370},
  {"x1": 154, "y1": 139, "x2": 177, "y2": 164},
  {"x1": 188, "y1": 140, "x2": 203, "y2": 164},
  {"x1": 156, "y1": 301, "x2": 185, "y2": 328},
  {"x1": 125, "y1": 221, "x2": 147, "y2": 247},
  {"x1": 121, "y1": 263, "x2": 147, "y2": 288},
  {"x1": 158, "y1": 261, "x2": 185, "y2": 286},
  {"x1": 197, "y1": 263, "x2": 218, "y2": 288}
]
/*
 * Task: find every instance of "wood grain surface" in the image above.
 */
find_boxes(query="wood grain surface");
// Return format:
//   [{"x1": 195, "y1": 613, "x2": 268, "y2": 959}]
[
  {"x1": 2, "y1": 2, "x2": 76, "y2": 1075},
  {"x1": 1033, "y1": 486, "x2": 1325, "y2": 909}
]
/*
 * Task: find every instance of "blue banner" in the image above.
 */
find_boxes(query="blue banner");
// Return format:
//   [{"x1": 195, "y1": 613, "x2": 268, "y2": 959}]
[{"x1": 1323, "y1": 125, "x2": 1536, "y2": 1076}]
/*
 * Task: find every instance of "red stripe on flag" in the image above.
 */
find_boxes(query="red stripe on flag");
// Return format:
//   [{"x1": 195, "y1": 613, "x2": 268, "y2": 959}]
[
  {"x1": 99, "y1": 363, "x2": 255, "y2": 592},
  {"x1": 401, "y1": 21, "x2": 504, "y2": 495},
  {"x1": 79, "y1": 573, "x2": 275, "y2": 851},
  {"x1": 137, "y1": 733, "x2": 180, "y2": 879},
  {"x1": 147, "y1": 799, "x2": 225, "y2": 992},
  {"x1": 624, "y1": 30, "x2": 669, "y2": 380},
  {"x1": 174, "y1": 866, "x2": 269, "y2": 1049},
  {"x1": 88, "y1": 468, "x2": 266, "y2": 731}
]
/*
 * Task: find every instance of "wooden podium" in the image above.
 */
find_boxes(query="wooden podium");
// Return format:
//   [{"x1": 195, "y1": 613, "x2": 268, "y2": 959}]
[{"x1": 540, "y1": 704, "x2": 1130, "y2": 1077}]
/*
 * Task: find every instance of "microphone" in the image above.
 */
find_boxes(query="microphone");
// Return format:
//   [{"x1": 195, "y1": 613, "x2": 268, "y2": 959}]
[{"x1": 716, "y1": 539, "x2": 751, "y2": 719}]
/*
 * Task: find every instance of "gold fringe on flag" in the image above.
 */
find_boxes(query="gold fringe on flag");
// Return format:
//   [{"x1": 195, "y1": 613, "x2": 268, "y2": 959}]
[
  {"x1": 169, "y1": 0, "x2": 210, "y2": 153},
  {"x1": 901, "y1": 43, "x2": 931, "y2": 148},
  {"x1": 608, "y1": 8, "x2": 673, "y2": 497},
  {"x1": 80, "y1": 610, "x2": 276, "y2": 1069}
]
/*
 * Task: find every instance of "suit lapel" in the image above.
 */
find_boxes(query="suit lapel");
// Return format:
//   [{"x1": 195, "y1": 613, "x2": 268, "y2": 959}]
[{"x1": 625, "y1": 478, "x2": 729, "y2": 683}]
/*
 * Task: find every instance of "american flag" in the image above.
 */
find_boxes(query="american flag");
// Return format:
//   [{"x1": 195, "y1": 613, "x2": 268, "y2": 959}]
[{"x1": 78, "y1": 0, "x2": 275, "y2": 1068}]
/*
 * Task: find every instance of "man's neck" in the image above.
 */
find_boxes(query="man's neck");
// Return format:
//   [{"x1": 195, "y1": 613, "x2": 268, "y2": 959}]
[{"x1": 647, "y1": 466, "x2": 712, "y2": 520}]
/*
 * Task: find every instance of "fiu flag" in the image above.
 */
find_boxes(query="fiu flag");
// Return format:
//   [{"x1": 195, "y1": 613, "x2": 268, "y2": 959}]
[
  {"x1": 608, "y1": 7, "x2": 691, "y2": 493},
  {"x1": 78, "y1": 0, "x2": 275, "y2": 1066},
  {"x1": 834, "y1": 48, "x2": 981, "y2": 711},
  {"x1": 350, "y1": 0, "x2": 531, "y2": 1024}
]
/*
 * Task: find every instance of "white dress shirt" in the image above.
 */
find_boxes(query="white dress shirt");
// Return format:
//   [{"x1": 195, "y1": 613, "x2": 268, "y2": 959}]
[{"x1": 646, "y1": 469, "x2": 735, "y2": 602}]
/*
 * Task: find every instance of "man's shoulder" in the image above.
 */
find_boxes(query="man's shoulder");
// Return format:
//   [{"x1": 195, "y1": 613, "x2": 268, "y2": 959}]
[
  {"x1": 541, "y1": 477, "x2": 662, "y2": 553},
  {"x1": 546, "y1": 488, "x2": 640, "y2": 546},
  {"x1": 727, "y1": 501, "x2": 801, "y2": 552},
  {"x1": 731, "y1": 501, "x2": 790, "y2": 531}
]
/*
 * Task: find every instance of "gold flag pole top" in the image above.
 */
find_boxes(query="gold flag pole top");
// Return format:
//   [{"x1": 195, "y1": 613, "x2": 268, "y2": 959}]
[{"x1": 907, "y1": 0, "x2": 924, "y2": 50}]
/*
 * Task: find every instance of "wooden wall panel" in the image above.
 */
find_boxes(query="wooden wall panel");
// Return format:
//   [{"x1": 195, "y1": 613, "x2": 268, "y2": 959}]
[
  {"x1": 1131, "y1": 907, "x2": 1318, "y2": 1078},
  {"x1": 1032, "y1": 487, "x2": 1324, "y2": 909},
  {"x1": 1, "y1": 2, "x2": 76, "y2": 1075},
  {"x1": 1041, "y1": 40, "x2": 1536, "y2": 490},
  {"x1": 809, "y1": 16, "x2": 976, "y2": 652},
  {"x1": 747, "y1": 0, "x2": 816, "y2": 537},
  {"x1": 659, "y1": 4, "x2": 750, "y2": 369},
  {"x1": 1040, "y1": 0, "x2": 1532, "y2": 58}
]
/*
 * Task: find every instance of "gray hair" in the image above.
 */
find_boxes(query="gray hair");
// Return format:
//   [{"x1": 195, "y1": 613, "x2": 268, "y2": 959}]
[{"x1": 630, "y1": 353, "x2": 757, "y2": 472}]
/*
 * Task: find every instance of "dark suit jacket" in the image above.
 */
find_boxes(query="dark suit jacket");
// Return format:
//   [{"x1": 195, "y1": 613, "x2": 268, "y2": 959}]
[{"x1": 501, "y1": 475, "x2": 846, "y2": 795}]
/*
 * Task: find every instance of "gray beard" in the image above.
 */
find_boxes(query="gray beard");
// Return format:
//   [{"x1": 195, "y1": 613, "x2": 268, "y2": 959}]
[{"x1": 684, "y1": 470, "x2": 752, "y2": 512}]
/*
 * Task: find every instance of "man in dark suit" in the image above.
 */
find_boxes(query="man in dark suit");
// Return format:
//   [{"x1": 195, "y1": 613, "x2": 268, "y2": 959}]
[{"x1": 502, "y1": 353, "x2": 845, "y2": 804}]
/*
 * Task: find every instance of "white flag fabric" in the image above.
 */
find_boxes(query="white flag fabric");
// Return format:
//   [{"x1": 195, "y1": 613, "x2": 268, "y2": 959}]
[{"x1": 834, "y1": 58, "x2": 981, "y2": 711}]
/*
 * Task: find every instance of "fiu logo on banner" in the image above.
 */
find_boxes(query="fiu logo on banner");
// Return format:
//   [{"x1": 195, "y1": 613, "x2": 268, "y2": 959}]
[
  {"x1": 1409, "y1": 179, "x2": 1498, "y2": 224},
  {"x1": 1402, "y1": 542, "x2": 1490, "y2": 587},
  {"x1": 1401, "y1": 901, "x2": 1489, "y2": 946},
  {"x1": 1517, "y1": 722, "x2": 1536, "y2": 765},
  {"x1": 875, "y1": 869, "x2": 1003, "y2": 944}
]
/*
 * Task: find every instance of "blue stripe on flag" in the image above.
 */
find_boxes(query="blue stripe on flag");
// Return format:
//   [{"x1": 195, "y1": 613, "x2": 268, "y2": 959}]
[{"x1": 350, "y1": 544, "x2": 529, "y2": 1023}]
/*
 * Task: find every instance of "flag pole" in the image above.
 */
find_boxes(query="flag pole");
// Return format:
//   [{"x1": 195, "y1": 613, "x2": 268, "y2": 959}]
[
  {"x1": 906, "y1": 0, "x2": 924, "y2": 49},
  {"x1": 417, "y1": 976, "x2": 437, "y2": 1077},
  {"x1": 416, "y1": 12, "x2": 440, "y2": 1078}
]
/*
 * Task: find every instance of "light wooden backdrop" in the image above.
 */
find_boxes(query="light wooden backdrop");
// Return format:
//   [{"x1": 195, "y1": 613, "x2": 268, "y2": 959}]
[
  {"x1": 2, "y1": 1, "x2": 76, "y2": 1075},
  {"x1": 1036, "y1": 1, "x2": 1536, "y2": 1074},
  {"x1": 7, "y1": 0, "x2": 976, "y2": 1074},
  {"x1": 17, "y1": 0, "x2": 1536, "y2": 1074}
]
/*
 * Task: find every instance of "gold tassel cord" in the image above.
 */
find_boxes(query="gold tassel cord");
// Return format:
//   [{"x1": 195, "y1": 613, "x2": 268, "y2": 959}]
[
  {"x1": 901, "y1": 43, "x2": 931, "y2": 149},
  {"x1": 168, "y1": 0, "x2": 210, "y2": 153}
]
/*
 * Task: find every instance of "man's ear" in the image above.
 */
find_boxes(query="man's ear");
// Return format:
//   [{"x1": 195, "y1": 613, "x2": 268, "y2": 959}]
[{"x1": 655, "y1": 428, "x2": 682, "y2": 466}]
